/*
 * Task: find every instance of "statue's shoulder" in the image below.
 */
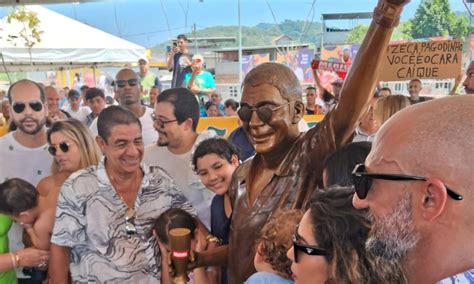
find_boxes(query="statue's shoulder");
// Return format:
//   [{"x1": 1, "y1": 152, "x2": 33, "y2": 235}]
[{"x1": 231, "y1": 158, "x2": 252, "y2": 185}]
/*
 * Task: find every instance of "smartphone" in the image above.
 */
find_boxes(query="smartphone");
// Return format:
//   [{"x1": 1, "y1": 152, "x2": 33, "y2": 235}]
[{"x1": 173, "y1": 42, "x2": 177, "y2": 48}]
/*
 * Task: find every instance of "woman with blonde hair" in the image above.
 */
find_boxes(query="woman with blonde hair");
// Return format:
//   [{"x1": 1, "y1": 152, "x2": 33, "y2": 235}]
[
  {"x1": 375, "y1": 94, "x2": 410, "y2": 126},
  {"x1": 26, "y1": 119, "x2": 101, "y2": 251}
]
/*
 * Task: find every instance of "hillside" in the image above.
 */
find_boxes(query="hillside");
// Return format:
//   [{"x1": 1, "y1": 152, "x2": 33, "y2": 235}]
[{"x1": 151, "y1": 19, "x2": 323, "y2": 54}]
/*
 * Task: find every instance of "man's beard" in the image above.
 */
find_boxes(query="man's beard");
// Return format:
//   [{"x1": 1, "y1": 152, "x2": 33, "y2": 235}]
[
  {"x1": 366, "y1": 192, "x2": 420, "y2": 261},
  {"x1": 157, "y1": 135, "x2": 168, "y2": 147},
  {"x1": 121, "y1": 93, "x2": 139, "y2": 106},
  {"x1": 13, "y1": 116, "x2": 46, "y2": 135}
]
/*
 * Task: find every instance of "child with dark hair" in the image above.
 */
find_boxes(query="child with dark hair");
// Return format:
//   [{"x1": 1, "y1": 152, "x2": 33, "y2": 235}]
[
  {"x1": 192, "y1": 138, "x2": 240, "y2": 246},
  {"x1": 223, "y1": 99, "x2": 239, "y2": 117},
  {"x1": 154, "y1": 208, "x2": 210, "y2": 284},
  {"x1": 244, "y1": 209, "x2": 303, "y2": 284},
  {"x1": 192, "y1": 138, "x2": 240, "y2": 284},
  {"x1": 0, "y1": 178, "x2": 51, "y2": 272},
  {"x1": 204, "y1": 101, "x2": 221, "y2": 117}
]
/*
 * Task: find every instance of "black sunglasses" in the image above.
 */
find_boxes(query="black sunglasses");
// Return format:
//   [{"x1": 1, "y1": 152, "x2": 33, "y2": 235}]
[
  {"x1": 292, "y1": 234, "x2": 328, "y2": 263},
  {"x1": 237, "y1": 101, "x2": 292, "y2": 124},
  {"x1": 48, "y1": 142, "x2": 70, "y2": 156},
  {"x1": 115, "y1": 79, "x2": 138, "y2": 88},
  {"x1": 12, "y1": 101, "x2": 43, "y2": 113},
  {"x1": 125, "y1": 208, "x2": 137, "y2": 236},
  {"x1": 352, "y1": 164, "x2": 463, "y2": 201}
]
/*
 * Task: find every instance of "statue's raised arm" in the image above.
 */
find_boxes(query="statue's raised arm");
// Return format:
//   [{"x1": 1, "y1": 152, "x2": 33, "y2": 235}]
[{"x1": 333, "y1": 0, "x2": 410, "y2": 146}]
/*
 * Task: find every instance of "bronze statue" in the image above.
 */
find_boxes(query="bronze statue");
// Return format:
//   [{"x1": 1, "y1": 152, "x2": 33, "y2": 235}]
[{"x1": 173, "y1": 1, "x2": 410, "y2": 283}]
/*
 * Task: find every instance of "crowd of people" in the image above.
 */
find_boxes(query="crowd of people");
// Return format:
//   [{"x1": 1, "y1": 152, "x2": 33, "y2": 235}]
[{"x1": 0, "y1": 21, "x2": 473, "y2": 284}]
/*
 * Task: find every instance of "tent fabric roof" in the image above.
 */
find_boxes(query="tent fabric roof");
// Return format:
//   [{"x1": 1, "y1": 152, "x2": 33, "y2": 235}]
[{"x1": 0, "y1": 5, "x2": 146, "y2": 71}]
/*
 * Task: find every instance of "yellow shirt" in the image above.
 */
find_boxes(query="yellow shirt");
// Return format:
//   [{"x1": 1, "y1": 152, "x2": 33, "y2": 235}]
[{"x1": 0, "y1": 117, "x2": 9, "y2": 137}]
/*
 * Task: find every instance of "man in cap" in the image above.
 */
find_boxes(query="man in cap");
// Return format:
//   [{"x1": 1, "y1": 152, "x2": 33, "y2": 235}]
[
  {"x1": 137, "y1": 57, "x2": 162, "y2": 104},
  {"x1": 185, "y1": 54, "x2": 216, "y2": 110},
  {"x1": 64, "y1": 89, "x2": 91, "y2": 122}
]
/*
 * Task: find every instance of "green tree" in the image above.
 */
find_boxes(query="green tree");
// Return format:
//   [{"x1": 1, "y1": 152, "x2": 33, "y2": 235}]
[
  {"x1": 346, "y1": 24, "x2": 369, "y2": 44},
  {"x1": 411, "y1": 0, "x2": 468, "y2": 39},
  {"x1": 6, "y1": 6, "x2": 43, "y2": 70},
  {"x1": 347, "y1": 21, "x2": 413, "y2": 44},
  {"x1": 392, "y1": 20, "x2": 413, "y2": 41},
  {"x1": 6, "y1": 7, "x2": 42, "y2": 49}
]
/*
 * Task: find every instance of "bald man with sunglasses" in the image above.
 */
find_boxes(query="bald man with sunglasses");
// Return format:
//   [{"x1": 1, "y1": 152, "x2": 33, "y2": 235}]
[
  {"x1": 0, "y1": 79, "x2": 53, "y2": 282},
  {"x1": 89, "y1": 68, "x2": 157, "y2": 145},
  {"x1": 352, "y1": 95, "x2": 474, "y2": 283}
]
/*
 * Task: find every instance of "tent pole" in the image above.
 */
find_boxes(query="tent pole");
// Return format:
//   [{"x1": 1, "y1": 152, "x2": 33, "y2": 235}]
[
  {"x1": 0, "y1": 53, "x2": 12, "y2": 84},
  {"x1": 67, "y1": 67, "x2": 71, "y2": 88},
  {"x1": 92, "y1": 64, "x2": 97, "y2": 87}
]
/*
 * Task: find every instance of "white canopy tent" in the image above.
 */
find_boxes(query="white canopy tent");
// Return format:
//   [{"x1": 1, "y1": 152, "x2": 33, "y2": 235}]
[{"x1": 0, "y1": 5, "x2": 146, "y2": 72}]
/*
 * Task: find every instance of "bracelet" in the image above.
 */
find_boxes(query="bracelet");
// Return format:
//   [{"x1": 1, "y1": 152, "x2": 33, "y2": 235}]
[
  {"x1": 9, "y1": 252, "x2": 16, "y2": 268},
  {"x1": 14, "y1": 253, "x2": 20, "y2": 267},
  {"x1": 206, "y1": 235, "x2": 221, "y2": 245}
]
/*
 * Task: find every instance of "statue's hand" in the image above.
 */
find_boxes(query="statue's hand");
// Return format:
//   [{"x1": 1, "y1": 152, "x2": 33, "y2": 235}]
[{"x1": 374, "y1": 0, "x2": 410, "y2": 28}]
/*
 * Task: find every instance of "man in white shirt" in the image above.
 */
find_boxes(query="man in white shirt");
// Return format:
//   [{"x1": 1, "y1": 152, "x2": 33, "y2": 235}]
[
  {"x1": 63, "y1": 89, "x2": 91, "y2": 122},
  {"x1": 89, "y1": 69, "x2": 156, "y2": 145},
  {"x1": 0, "y1": 79, "x2": 53, "y2": 282},
  {"x1": 143, "y1": 87, "x2": 215, "y2": 229}
]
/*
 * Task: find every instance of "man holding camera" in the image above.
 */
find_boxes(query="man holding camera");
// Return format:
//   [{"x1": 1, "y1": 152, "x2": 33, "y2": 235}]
[{"x1": 167, "y1": 34, "x2": 193, "y2": 88}]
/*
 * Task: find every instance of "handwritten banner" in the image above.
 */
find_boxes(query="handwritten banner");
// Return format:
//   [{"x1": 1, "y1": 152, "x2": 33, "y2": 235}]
[{"x1": 380, "y1": 39, "x2": 463, "y2": 81}]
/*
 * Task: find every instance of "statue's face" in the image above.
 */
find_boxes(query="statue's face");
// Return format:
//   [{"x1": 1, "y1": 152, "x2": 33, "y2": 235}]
[{"x1": 240, "y1": 83, "x2": 293, "y2": 154}]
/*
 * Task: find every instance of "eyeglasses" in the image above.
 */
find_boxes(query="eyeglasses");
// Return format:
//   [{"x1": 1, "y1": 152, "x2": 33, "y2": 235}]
[
  {"x1": 125, "y1": 208, "x2": 137, "y2": 236},
  {"x1": 151, "y1": 112, "x2": 178, "y2": 128},
  {"x1": 292, "y1": 234, "x2": 328, "y2": 263},
  {"x1": 115, "y1": 79, "x2": 138, "y2": 88},
  {"x1": 352, "y1": 164, "x2": 463, "y2": 201},
  {"x1": 12, "y1": 101, "x2": 43, "y2": 113},
  {"x1": 237, "y1": 101, "x2": 293, "y2": 124},
  {"x1": 47, "y1": 142, "x2": 70, "y2": 156}
]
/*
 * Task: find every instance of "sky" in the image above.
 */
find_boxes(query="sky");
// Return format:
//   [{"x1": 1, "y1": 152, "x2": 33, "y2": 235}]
[{"x1": 0, "y1": 0, "x2": 471, "y2": 48}]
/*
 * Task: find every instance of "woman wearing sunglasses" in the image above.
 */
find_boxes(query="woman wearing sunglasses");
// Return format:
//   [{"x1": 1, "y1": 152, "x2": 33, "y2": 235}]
[
  {"x1": 30, "y1": 119, "x2": 101, "y2": 250},
  {"x1": 287, "y1": 187, "x2": 406, "y2": 284}
]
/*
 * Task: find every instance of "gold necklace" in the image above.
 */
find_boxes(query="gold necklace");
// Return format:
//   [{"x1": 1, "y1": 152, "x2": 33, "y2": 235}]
[{"x1": 107, "y1": 169, "x2": 141, "y2": 212}]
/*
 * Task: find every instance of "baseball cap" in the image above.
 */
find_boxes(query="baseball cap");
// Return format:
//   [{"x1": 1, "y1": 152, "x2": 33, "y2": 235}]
[
  {"x1": 192, "y1": 54, "x2": 204, "y2": 63},
  {"x1": 138, "y1": 57, "x2": 149, "y2": 64},
  {"x1": 67, "y1": 89, "x2": 81, "y2": 99}
]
